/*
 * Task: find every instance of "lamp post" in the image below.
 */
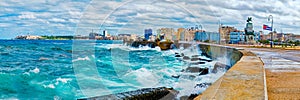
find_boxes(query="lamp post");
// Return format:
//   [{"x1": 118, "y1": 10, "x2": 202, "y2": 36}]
[
  {"x1": 218, "y1": 19, "x2": 222, "y2": 44},
  {"x1": 198, "y1": 24, "x2": 203, "y2": 41},
  {"x1": 199, "y1": 24, "x2": 203, "y2": 32},
  {"x1": 268, "y1": 15, "x2": 274, "y2": 48}
]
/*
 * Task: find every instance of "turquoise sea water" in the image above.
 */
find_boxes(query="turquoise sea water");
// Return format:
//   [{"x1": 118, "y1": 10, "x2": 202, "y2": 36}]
[{"x1": 0, "y1": 40, "x2": 224, "y2": 99}]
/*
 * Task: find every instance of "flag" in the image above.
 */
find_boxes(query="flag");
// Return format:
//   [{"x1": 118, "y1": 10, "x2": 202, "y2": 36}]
[{"x1": 263, "y1": 24, "x2": 272, "y2": 31}]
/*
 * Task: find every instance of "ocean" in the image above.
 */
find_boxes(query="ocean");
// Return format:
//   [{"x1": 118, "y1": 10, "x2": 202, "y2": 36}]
[{"x1": 0, "y1": 40, "x2": 226, "y2": 99}]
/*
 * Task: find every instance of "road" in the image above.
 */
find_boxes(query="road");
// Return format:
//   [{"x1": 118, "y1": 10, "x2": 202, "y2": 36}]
[{"x1": 245, "y1": 48, "x2": 300, "y2": 99}]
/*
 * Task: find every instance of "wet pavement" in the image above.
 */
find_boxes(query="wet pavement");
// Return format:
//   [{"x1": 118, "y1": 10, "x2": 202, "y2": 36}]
[{"x1": 245, "y1": 48, "x2": 300, "y2": 100}]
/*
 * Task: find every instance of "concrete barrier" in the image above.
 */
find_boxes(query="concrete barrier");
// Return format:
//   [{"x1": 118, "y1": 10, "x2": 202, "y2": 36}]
[
  {"x1": 194, "y1": 47, "x2": 265, "y2": 99},
  {"x1": 178, "y1": 42, "x2": 243, "y2": 68}
]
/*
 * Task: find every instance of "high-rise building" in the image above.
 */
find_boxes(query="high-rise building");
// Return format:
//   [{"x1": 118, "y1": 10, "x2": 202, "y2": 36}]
[
  {"x1": 89, "y1": 32, "x2": 99, "y2": 39},
  {"x1": 144, "y1": 29, "x2": 152, "y2": 40},
  {"x1": 103, "y1": 30, "x2": 108, "y2": 37}
]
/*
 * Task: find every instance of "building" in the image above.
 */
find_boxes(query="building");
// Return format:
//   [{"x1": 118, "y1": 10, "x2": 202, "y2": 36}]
[
  {"x1": 176, "y1": 28, "x2": 185, "y2": 41},
  {"x1": 149, "y1": 35, "x2": 156, "y2": 41},
  {"x1": 294, "y1": 35, "x2": 300, "y2": 41},
  {"x1": 207, "y1": 32, "x2": 221, "y2": 43},
  {"x1": 194, "y1": 31, "x2": 206, "y2": 41},
  {"x1": 229, "y1": 32, "x2": 244, "y2": 44},
  {"x1": 88, "y1": 30, "x2": 109, "y2": 40},
  {"x1": 157, "y1": 28, "x2": 175, "y2": 40},
  {"x1": 89, "y1": 32, "x2": 100, "y2": 39},
  {"x1": 103, "y1": 30, "x2": 108, "y2": 37},
  {"x1": 187, "y1": 29, "x2": 196, "y2": 41},
  {"x1": 144, "y1": 29, "x2": 152, "y2": 40},
  {"x1": 284, "y1": 33, "x2": 296, "y2": 41},
  {"x1": 219, "y1": 26, "x2": 237, "y2": 44},
  {"x1": 229, "y1": 31, "x2": 261, "y2": 44},
  {"x1": 130, "y1": 34, "x2": 137, "y2": 41},
  {"x1": 118, "y1": 34, "x2": 131, "y2": 41},
  {"x1": 74, "y1": 35, "x2": 89, "y2": 40}
]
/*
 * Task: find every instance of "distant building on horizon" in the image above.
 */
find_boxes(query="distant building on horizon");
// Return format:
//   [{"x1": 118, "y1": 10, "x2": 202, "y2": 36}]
[
  {"x1": 156, "y1": 28, "x2": 176, "y2": 40},
  {"x1": 144, "y1": 29, "x2": 152, "y2": 40},
  {"x1": 118, "y1": 34, "x2": 131, "y2": 41}
]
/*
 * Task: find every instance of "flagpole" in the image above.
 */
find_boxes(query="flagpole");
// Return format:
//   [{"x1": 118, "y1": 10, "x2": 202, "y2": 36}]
[{"x1": 268, "y1": 15, "x2": 274, "y2": 48}]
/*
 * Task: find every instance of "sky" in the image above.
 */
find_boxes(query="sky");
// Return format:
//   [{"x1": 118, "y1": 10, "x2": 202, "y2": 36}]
[{"x1": 0, "y1": 0, "x2": 300, "y2": 39}]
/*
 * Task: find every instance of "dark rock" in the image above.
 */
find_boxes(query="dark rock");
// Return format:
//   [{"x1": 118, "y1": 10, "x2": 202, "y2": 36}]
[
  {"x1": 197, "y1": 62, "x2": 205, "y2": 64},
  {"x1": 191, "y1": 55, "x2": 201, "y2": 58},
  {"x1": 212, "y1": 62, "x2": 230, "y2": 73},
  {"x1": 189, "y1": 62, "x2": 206, "y2": 65},
  {"x1": 179, "y1": 75, "x2": 196, "y2": 80},
  {"x1": 199, "y1": 67, "x2": 209, "y2": 75},
  {"x1": 180, "y1": 94, "x2": 199, "y2": 100},
  {"x1": 181, "y1": 53, "x2": 184, "y2": 56},
  {"x1": 195, "y1": 83, "x2": 212, "y2": 88},
  {"x1": 171, "y1": 75, "x2": 180, "y2": 78},
  {"x1": 191, "y1": 58, "x2": 199, "y2": 61},
  {"x1": 185, "y1": 67, "x2": 209, "y2": 75},
  {"x1": 183, "y1": 56, "x2": 190, "y2": 60},
  {"x1": 198, "y1": 58, "x2": 213, "y2": 62},
  {"x1": 201, "y1": 52, "x2": 212, "y2": 58},
  {"x1": 175, "y1": 55, "x2": 181, "y2": 57},
  {"x1": 188, "y1": 94, "x2": 199, "y2": 99},
  {"x1": 175, "y1": 52, "x2": 179, "y2": 55},
  {"x1": 204, "y1": 59, "x2": 213, "y2": 62},
  {"x1": 78, "y1": 87, "x2": 178, "y2": 100},
  {"x1": 131, "y1": 41, "x2": 157, "y2": 48},
  {"x1": 181, "y1": 69, "x2": 185, "y2": 72},
  {"x1": 180, "y1": 96, "x2": 189, "y2": 100},
  {"x1": 185, "y1": 67, "x2": 200, "y2": 73}
]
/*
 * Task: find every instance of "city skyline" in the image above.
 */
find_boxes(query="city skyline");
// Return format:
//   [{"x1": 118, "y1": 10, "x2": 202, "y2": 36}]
[{"x1": 1, "y1": 0, "x2": 300, "y2": 39}]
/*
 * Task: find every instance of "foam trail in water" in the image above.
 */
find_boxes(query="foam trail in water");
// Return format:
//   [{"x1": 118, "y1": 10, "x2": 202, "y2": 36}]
[{"x1": 30, "y1": 67, "x2": 40, "y2": 74}]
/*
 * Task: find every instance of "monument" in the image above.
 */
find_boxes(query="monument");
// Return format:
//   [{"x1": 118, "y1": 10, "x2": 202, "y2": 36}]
[{"x1": 244, "y1": 17, "x2": 255, "y2": 44}]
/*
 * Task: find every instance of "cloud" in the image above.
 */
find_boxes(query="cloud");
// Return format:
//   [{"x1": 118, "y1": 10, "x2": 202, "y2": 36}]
[
  {"x1": 0, "y1": 0, "x2": 300, "y2": 39},
  {"x1": 18, "y1": 12, "x2": 36, "y2": 19}
]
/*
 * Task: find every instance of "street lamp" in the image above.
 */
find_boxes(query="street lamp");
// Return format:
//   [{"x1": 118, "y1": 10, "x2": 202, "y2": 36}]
[
  {"x1": 198, "y1": 24, "x2": 203, "y2": 42},
  {"x1": 268, "y1": 15, "x2": 274, "y2": 48},
  {"x1": 199, "y1": 24, "x2": 203, "y2": 32}
]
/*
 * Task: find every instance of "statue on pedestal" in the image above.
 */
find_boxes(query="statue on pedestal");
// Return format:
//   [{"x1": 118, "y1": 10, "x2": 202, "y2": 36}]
[{"x1": 244, "y1": 17, "x2": 255, "y2": 44}]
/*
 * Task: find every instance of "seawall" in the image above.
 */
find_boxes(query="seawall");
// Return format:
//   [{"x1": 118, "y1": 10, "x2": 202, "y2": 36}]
[
  {"x1": 181, "y1": 42, "x2": 266, "y2": 99},
  {"x1": 178, "y1": 42, "x2": 243, "y2": 67}
]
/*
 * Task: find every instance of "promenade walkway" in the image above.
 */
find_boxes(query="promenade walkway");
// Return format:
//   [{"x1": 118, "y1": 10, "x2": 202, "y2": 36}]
[{"x1": 245, "y1": 48, "x2": 300, "y2": 99}]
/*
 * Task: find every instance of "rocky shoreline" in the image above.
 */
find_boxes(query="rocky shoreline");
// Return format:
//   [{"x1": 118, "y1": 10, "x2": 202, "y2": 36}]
[
  {"x1": 77, "y1": 87, "x2": 178, "y2": 100},
  {"x1": 79, "y1": 43, "x2": 243, "y2": 100}
]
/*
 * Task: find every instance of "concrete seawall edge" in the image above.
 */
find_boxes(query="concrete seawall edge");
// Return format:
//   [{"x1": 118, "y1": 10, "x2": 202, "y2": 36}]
[{"x1": 192, "y1": 44, "x2": 266, "y2": 100}]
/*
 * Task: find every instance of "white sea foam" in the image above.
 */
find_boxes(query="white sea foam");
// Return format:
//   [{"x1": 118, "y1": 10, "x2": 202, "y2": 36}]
[
  {"x1": 72, "y1": 56, "x2": 91, "y2": 62},
  {"x1": 43, "y1": 84, "x2": 55, "y2": 89},
  {"x1": 129, "y1": 46, "x2": 161, "y2": 51},
  {"x1": 174, "y1": 79, "x2": 197, "y2": 97},
  {"x1": 55, "y1": 77, "x2": 72, "y2": 85},
  {"x1": 30, "y1": 67, "x2": 40, "y2": 74},
  {"x1": 122, "y1": 68, "x2": 159, "y2": 87}
]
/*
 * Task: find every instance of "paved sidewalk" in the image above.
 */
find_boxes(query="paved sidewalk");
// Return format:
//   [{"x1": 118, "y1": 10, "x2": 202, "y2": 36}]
[{"x1": 245, "y1": 48, "x2": 300, "y2": 100}]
